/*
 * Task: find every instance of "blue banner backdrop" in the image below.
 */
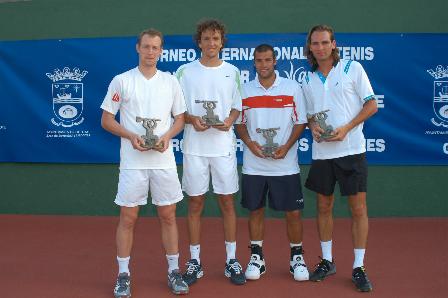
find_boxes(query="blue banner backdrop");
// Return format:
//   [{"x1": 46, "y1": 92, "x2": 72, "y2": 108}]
[{"x1": 0, "y1": 34, "x2": 447, "y2": 165}]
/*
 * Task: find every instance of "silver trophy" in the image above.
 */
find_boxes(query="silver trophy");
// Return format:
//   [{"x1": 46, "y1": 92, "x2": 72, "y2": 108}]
[
  {"x1": 256, "y1": 127, "x2": 280, "y2": 157},
  {"x1": 307, "y1": 110, "x2": 334, "y2": 139},
  {"x1": 195, "y1": 100, "x2": 224, "y2": 126},
  {"x1": 135, "y1": 116, "x2": 163, "y2": 149}
]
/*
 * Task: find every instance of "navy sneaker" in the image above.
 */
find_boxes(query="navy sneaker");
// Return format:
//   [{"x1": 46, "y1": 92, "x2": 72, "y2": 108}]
[
  {"x1": 352, "y1": 266, "x2": 373, "y2": 292},
  {"x1": 183, "y1": 259, "x2": 204, "y2": 286},
  {"x1": 168, "y1": 269, "x2": 189, "y2": 295},
  {"x1": 225, "y1": 259, "x2": 246, "y2": 285},
  {"x1": 309, "y1": 257, "x2": 336, "y2": 282},
  {"x1": 114, "y1": 272, "x2": 131, "y2": 298}
]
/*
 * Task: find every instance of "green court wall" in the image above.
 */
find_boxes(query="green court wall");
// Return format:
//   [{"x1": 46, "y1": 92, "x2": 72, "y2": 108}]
[
  {"x1": 0, "y1": 164, "x2": 446, "y2": 217},
  {"x1": 0, "y1": 0, "x2": 446, "y2": 217}
]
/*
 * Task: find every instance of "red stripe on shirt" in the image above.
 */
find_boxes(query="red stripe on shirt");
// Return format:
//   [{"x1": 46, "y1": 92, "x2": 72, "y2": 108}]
[
  {"x1": 242, "y1": 95, "x2": 298, "y2": 123},
  {"x1": 243, "y1": 95, "x2": 294, "y2": 108}
]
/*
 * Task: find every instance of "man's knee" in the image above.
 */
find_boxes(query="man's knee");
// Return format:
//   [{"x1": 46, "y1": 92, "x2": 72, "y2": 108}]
[
  {"x1": 188, "y1": 197, "x2": 204, "y2": 216},
  {"x1": 219, "y1": 196, "x2": 236, "y2": 215},
  {"x1": 317, "y1": 199, "x2": 333, "y2": 216},
  {"x1": 350, "y1": 203, "x2": 368, "y2": 219},
  {"x1": 249, "y1": 208, "x2": 264, "y2": 220},
  {"x1": 159, "y1": 212, "x2": 176, "y2": 226},
  {"x1": 349, "y1": 193, "x2": 368, "y2": 219},
  {"x1": 119, "y1": 208, "x2": 139, "y2": 229},
  {"x1": 158, "y1": 204, "x2": 177, "y2": 226},
  {"x1": 286, "y1": 210, "x2": 301, "y2": 222}
]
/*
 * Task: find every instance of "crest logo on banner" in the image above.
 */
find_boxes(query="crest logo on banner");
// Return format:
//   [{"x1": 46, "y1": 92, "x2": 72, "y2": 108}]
[
  {"x1": 46, "y1": 67, "x2": 88, "y2": 127},
  {"x1": 427, "y1": 65, "x2": 448, "y2": 128}
]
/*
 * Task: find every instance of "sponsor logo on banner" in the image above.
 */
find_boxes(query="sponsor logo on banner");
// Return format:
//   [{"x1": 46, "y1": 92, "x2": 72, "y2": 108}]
[
  {"x1": 283, "y1": 61, "x2": 306, "y2": 84},
  {"x1": 427, "y1": 65, "x2": 448, "y2": 128},
  {"x1": 46, "y1": 67, "x2": 88, "y2": 128}
]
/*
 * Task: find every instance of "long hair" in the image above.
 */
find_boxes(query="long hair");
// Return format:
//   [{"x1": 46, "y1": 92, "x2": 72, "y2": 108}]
[
  {"x1": 305, "y1": 24, "x2": 340, "y2": 71},
  {"x1": 194, "y1": 18, "x2": 227, "y2": 50}
]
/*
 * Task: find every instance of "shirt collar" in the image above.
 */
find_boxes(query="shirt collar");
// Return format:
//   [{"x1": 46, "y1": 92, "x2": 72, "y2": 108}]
[{"x1": 255, "y1": 74, "x2": 281, "y2": 90}]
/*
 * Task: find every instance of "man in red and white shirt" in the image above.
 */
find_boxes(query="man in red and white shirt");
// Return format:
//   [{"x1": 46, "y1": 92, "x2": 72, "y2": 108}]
[{"x1": 235, "y1": 44, "x2": 309, "y2": 282}]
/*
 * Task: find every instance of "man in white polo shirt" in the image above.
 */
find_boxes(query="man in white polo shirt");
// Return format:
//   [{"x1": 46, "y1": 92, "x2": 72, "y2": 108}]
[
  {"x1": 101, "y1": 28, "x2": 189, "y2": 296},
  {"x1": 176, "y1": 19, "x2": 245, "y2": 286},
  {"x1": 235, "y1": 44, "x2": 309, "y2": 282},
  {"x1": 301, "y1": 24, "x2": 377, "y2": 292}
]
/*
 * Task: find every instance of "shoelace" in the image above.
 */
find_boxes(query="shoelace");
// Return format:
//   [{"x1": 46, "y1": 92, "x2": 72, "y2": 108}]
[
  {"x1": 353, "y1": 268, "x2": 367, "y2": 282},
  {"x1": 229, "y1": 262, "x2": 242, "y2": 274},
  {"x1": 186, "y1": 262, "x2": 200, "y2": 275},
  {"x1": 117, "y1": 276, "x2": 129, "y2": 291},
  {"x1": 170, "y1": 271, "x2": 184, "y2": 285},
  {"x1": 315, "y1": 259, "x2": 330, "y2": 273}
]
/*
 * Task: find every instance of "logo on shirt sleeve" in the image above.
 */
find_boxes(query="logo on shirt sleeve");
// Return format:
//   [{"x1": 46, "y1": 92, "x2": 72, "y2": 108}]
[{"x1": 112, "y1": 92, "x2": 120, "y2": 102}]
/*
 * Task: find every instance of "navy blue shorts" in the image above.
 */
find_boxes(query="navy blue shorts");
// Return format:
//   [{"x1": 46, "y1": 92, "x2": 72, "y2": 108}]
[
  {"x1": 241, "y1": 173, "x2": 304, "y2": 211},
  {"x1": 305, "y1": 153, "x2": 368, "y2": 196}
]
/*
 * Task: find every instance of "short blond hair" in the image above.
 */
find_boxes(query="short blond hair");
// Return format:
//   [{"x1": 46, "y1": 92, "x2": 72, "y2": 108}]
[{"x1": 137, "y1": 28, "x2": 164, "y2": 47}]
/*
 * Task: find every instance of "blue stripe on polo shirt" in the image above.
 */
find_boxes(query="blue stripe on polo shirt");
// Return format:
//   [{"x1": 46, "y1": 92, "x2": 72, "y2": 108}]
[
  {"x1": 317, "y1": 71, "x2": 326, "y2": 84},
  {"x1": 363, "y1": 94, "x2": 376, "y2": 101},
  {"x1": 344, "y1": 60, "x2": 353, "y2": 74}
]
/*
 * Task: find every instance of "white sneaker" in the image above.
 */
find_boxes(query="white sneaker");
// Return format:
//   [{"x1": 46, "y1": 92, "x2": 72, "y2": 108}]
[
  {"x1": 290, "y1": 254, "x2": 309, "y2": 281},
  {"x1": 245, "y1": 254, "x2": 266, "y2": 280}
]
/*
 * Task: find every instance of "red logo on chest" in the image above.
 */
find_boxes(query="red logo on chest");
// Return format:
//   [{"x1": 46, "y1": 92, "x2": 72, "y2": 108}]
[{"x1": 112, "y1": 92, "x2": 120, "y2": 102}]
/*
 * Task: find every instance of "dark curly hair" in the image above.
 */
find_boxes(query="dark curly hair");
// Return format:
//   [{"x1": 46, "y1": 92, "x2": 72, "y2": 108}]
[{"x1": 194, "y1": 18, "x2": 227, "y2": 50}]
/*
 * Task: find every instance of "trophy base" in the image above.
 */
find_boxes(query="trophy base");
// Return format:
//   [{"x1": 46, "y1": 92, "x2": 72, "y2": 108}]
[
  {"x1": 320, "y1": 130, "x2": 335, "y2": 140},
  {"x1": 141, "y1": 136, "x2": 164, "y2": 150},
  {"x1": 261, "y1": 145, "x2": 278, "y2": 158},
  {"x1": 202, "y1": 116, "x2": 225, "y2": 126},
  {"x1": 320, "y1": 135, "x2": 335, "y2": 140},
  {"x1": 318, "y1": 124, "x2": 334, "y2": 139}
]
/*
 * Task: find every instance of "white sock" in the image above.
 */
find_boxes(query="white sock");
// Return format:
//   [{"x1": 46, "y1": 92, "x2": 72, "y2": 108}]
[
  {"x1": 190, "y1": 244, "x2": 200, "y2": 264},
  {"x1": 290, "y1": 242, "x2": 302, "y2": 248},
  {"x1": 117, "y1": 256, "x2": 130, "y2": 275},
  {"x1": 166, "y1": 253, "x2": 179, "y2": 273},
  {"x1": 250, "y1": 240, "x2": 263, "y2": 247},
  {"x1": 321, "y1": 240, "x2": 333, "y2": 262},
  {"x1": 225, "y1": 241, "x2": 236, "y2": 263},
  {"x1": 353, "y1": 248, "x2": 365, "y2": 268}
]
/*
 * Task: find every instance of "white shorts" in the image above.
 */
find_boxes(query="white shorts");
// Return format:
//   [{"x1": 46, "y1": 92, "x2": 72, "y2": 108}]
[
  {"x1": 182, "y1": 153, "x2": 239, "y2": 196},
  {"x1": 115, "y1": 168, "x2": 183, "y2": 207}
]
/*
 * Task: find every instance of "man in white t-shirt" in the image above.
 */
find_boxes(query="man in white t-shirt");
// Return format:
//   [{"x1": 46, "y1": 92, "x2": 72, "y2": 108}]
[
  {"x1": 235, "y1": 44, "x2": 309, "y2": 282},
  {"x1": 176, "y1": 19, "x2": 245, "y2": 286},
  {"x1": 301, "y1": 24, "x2": 377, "y2": 292},
  {"x1": 101, "y1": 29, "x2": 189, "y2": 297}
]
